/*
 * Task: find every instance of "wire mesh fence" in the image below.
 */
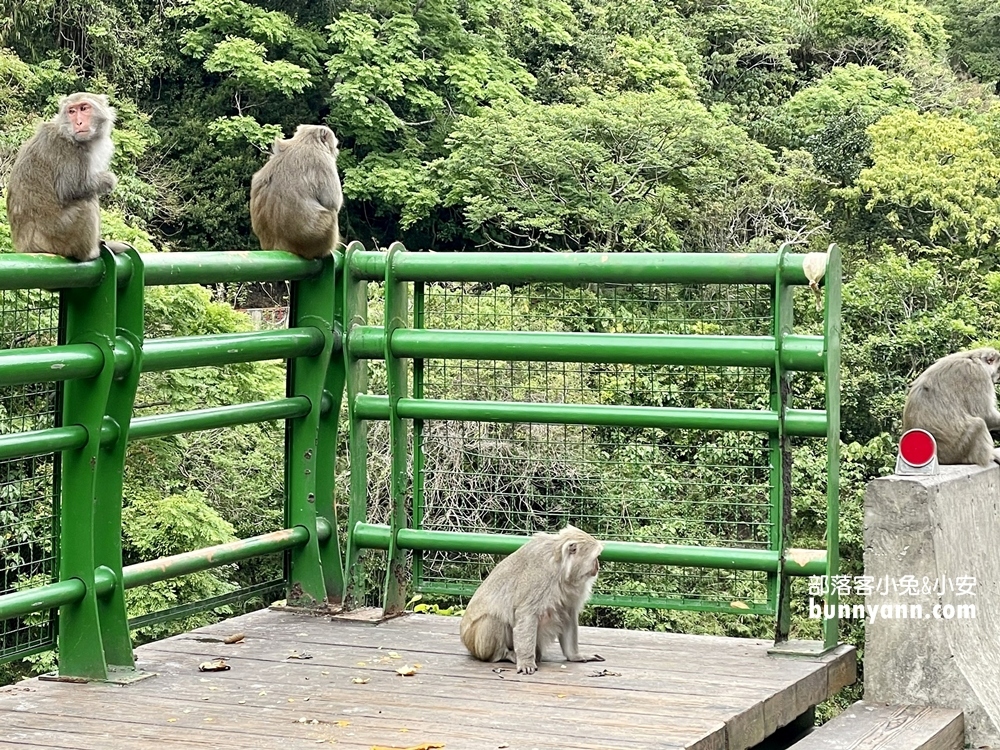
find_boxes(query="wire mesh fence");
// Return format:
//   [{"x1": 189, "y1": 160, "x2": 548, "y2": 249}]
[
  {"x1": 121, "y1": 291, "x2": 291, "y2": 641},
  {"x1": 0, "y1": 288, "x2": 60, "y2": 662},
  {"x1": 348, "y1": 280, "x2": 789, "y2": 613}
]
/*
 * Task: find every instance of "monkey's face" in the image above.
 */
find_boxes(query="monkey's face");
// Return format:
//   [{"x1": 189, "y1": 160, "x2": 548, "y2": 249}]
[
  {"x1": 560, "y1": 537, "x2": 603, "y2": 583},
  {"x1": 980, "y1": 349, "x2": 1000, "y2": 383},
  {"x1": 66, "y1": 101, "x2": 96, "y2": 141}
]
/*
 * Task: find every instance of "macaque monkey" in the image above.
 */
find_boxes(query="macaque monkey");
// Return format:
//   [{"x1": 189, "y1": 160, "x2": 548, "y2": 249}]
[
  {"x1": 249, "y1": 124, "x2": 343, "y2": 259},
  {"x1": 6, "y1": 92, "x2": 119, "y2": 261},
  {"x1": 902, "y1": 347, "x2": 1000, "y2": 466},
  {"x1": 460, "y1": 525, "x2": 605, "y2": 675}
]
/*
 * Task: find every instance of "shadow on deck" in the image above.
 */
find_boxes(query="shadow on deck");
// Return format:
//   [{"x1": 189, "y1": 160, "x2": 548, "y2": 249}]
[{"x1": 0, "y1": 609, "x2": 856, "y2": 750}]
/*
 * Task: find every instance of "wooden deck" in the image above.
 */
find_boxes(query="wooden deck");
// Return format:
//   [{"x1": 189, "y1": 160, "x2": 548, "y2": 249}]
[{"x1": 0, "y1": 609, "x2": 856, "y2": 750}]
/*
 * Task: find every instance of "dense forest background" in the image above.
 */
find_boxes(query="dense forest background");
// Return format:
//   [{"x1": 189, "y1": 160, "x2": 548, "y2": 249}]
[{"x1": 3, "y1": 0, "x2": 1000, "y2": 708}]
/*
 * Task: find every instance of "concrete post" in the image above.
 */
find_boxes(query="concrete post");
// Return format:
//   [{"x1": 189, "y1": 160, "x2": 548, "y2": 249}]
[{"x1": 865, "y1": 464, "x2": 1000, "y2": 747}]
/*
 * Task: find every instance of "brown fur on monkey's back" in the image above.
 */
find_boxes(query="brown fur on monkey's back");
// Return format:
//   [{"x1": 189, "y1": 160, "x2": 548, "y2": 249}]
[
  {"x1": 249, "y1": 126, "x2": 341, "y2": 260},
  {"x1": 6, "y1": 124, "x2": 100, "y2": 260}
]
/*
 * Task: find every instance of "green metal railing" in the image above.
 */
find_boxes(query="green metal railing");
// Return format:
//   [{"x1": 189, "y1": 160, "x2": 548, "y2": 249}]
[
  {"x1": 0, "y1": 246, "x2": 344, "y2": 682},
  {"x1": 0, "y1": 242, "x2": 842, "y2": 683},
  {"x1": 342, "y1": 244, "x2": 842, "y2": 650}
]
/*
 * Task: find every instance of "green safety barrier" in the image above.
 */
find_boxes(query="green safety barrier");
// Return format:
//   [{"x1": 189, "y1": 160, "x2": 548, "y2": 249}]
[
  {"x1": 341, "y1": 243, "x2": 842, "y2": 652},
  {"x1": 0, "y1": 246, "x2": 344, "y2": 682},
  {"x1": 0, "y1": 241, "x2": 842, "y2": 682}
]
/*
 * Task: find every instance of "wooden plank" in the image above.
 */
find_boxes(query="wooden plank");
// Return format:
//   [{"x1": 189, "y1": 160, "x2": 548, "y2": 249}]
[
  {"x1": 136, "y1": 640, "x2": 767, "y2": 749},
  {"x1": 787, "y1": 702, "x2": 964, "y2": 750},
  {"x1": 0, "y1": 608, "x2": 857, "y2": 750}
]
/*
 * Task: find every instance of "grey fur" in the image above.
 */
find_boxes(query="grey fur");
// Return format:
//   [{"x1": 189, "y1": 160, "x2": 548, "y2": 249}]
[
  {"x1": 6, "y1": 93, "x2": 117, "y2": 261},
  {"x1": 459, "y1": 525, "x2": 605, "y2": 675},
  {"x1": 249, "y1": 124, "x2": 344, "y2": 259},
  {"x1": 902, "y1": 347, "x2": 1000, "y2": 466}
]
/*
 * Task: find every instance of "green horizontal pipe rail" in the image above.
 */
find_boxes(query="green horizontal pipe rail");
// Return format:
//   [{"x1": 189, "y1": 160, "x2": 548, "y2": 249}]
[
  {"x1": 0, "y1": 426, "x2": 88, "y2": 461},
  {"x1": 140, "y1": 251, "x2": 334, "y2": 286},
  {"x1": 121, "y1": 519, "x2": 332, "y2": 590},
  {"x1": 0, "y1": 579, "x2": 87, "y2": 621},
  {"x1": 0, "y1": 344, "x2": 104, "y2": 386},
  {"x1": 350, "y1": 249, "x2": 817, "y2": 286},
  {"x1": 0, "y1": 517, "x2": 336, "y2": 619},
  {"x1": 352, "y1": 524, "x2": 827, "y2": 577},
  {"x1": 353, "y1": 394, "x2": 828, "y2": 437},
  {"x1": 0, "y1": 254, "x2": 105, "y2": 290},
  {"x1": 141, "y1": 328, "x2": 325, "y2": 372},
  {"x1": 349, "y1": 327, "x2": 826, "y2": 372},
  {"x1": 127, "y1": 397, "x2": 313, "y2": 442}
]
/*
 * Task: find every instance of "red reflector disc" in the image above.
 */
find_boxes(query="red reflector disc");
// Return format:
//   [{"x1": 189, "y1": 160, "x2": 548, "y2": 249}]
[{"x1": 899, "y1": 429, "x2": 936, "y2": 467}]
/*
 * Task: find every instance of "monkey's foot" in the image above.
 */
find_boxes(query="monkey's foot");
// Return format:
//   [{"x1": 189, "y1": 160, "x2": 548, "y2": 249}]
[
  {"x1": 567, "y1": 653, "x2": 605, "y2": 663},
  {"x1": 101, "y1": 239, "x2": 134, "y2": 254}
]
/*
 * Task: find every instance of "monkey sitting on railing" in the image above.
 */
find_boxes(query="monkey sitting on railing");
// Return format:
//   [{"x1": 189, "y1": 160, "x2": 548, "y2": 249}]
[{"x1": 6, "y1": 92, "x2": 122, "y2": 262}]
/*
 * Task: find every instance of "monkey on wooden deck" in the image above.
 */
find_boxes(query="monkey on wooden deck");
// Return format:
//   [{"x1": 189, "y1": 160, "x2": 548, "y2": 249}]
[{"x1": 460, "y1": 525, "x2": 605, "y2": 675}]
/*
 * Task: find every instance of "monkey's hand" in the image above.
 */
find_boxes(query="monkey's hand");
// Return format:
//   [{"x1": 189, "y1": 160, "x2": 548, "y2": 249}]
[
  {"x1": 567, "y1": 653, "x2": 605, "y2": 663},
  {"x1": 515, "y1": 659, "x2": 538, "y2": 675},
  {"x1": 96, "y1": 171, "x2": 117, "y2": 195}
]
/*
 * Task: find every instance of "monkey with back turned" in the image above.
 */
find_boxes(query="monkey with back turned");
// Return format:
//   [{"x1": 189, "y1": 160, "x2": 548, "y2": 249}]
[
  {"x1": 6, "y1": 92, "x2": 120, "y2": 261},
  {"x1": 249, "y1": 124, "x2": 344, "y2": 259},
  {"x1": 460, "y1": 525, "x2": 606, "y2": 675},
  {"x1": 902, "y1": 347, "x2": 1000, "y2": 466}
]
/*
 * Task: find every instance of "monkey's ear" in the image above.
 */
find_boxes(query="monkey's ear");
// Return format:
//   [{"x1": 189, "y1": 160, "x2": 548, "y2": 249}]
[{"x1": 563, "y1": 541, "x2": 579, "y2": 557}]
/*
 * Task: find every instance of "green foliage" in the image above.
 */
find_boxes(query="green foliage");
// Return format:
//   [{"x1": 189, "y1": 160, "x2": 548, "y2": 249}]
[
  {"x1": 438, "y1": 91, "x2": 773, "y2": 251},
  {"x1": 815, "y1": 0, "x2": 948, "y2": 62},
  {"x1": 932, "y1": 0, "x2": 1000, "y2": 87},
  {"x1": 841, "y1": 110, "x2": 1000, "y2": 251},
  {"x1": 122, "y1": 489, "x2": 239, "y2": 640},
  {"x1": 781, "y1": 65, "x2": 911, "y2": 140},
  {"x1": 840, "y1": 248, "x2": 1000, "y2": 443}
]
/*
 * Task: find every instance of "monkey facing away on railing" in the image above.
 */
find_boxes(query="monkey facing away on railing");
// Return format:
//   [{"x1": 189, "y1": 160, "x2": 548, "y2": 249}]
[
  {"x1": 249, "y1": 124, "x2": 344, "y2": 260},
  {"x1": 6, "y1": 92, "x2": 122, "y2": 262},
  {"x1": 459, "y1": 525, "x2": 606, "y2": 675},
  {"x1": 902, "y1": 347, "x2": 1000, "y2": 466}
]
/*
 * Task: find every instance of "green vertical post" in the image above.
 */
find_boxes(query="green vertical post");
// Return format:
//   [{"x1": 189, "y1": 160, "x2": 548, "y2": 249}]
[
  {"x1": 284, "y1": 254, "x2": 336, "y2": 606},
  {"x1": 382, "y1": 242, "x2": 410, "y2": 616},
  {"x1": 343, "y1": 242, "x2": 371, "y2": 609},
  {"x1": 317, "y1": 252, "x2": 347, "y2": 605},
  {"x1": 92, "y1": 248, "x2": 146, "y2": 679},
  {"x1": 411, "y1": 281, "x2": 425, "y2": 590},
  {"x1": 55, "y1": 247, "x2": 117, "y2": 681},
  {"x1": 823, "y1": 245, "x2": 842, "y2": 650},
  {"x1": 770, "y1": 244, "x2": 794, "y2": 644}
]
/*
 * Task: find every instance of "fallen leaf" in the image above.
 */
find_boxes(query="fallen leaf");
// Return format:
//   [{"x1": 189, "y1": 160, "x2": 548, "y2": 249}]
[
  {"x1": 287, "y1": 651, "x2": 313, "y2": 660},
  {"x1": 387, "y1": 652, "x2": 401, "y2": 659},
  {"x1": 369, "y1": 744, "x2": 445, "y2": 750},
  {"x1": 395, "y1": 665, "x2": 417, "y2": 677},
  {"x1": 223, "y1": 632, "x2": 246, "y2": 644},
  {"x1": 351, "y1": 677, "x2": 370, "y2": 684},
  {"x1": 197, "y1": 659, "x2": 230, "y2": 672},
  {"x1": 336, "y1": 720, "x2": 351, "y2": 728},
  {"x1": 587, "y1": 669, "x2": 622, "y2": 678}
]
